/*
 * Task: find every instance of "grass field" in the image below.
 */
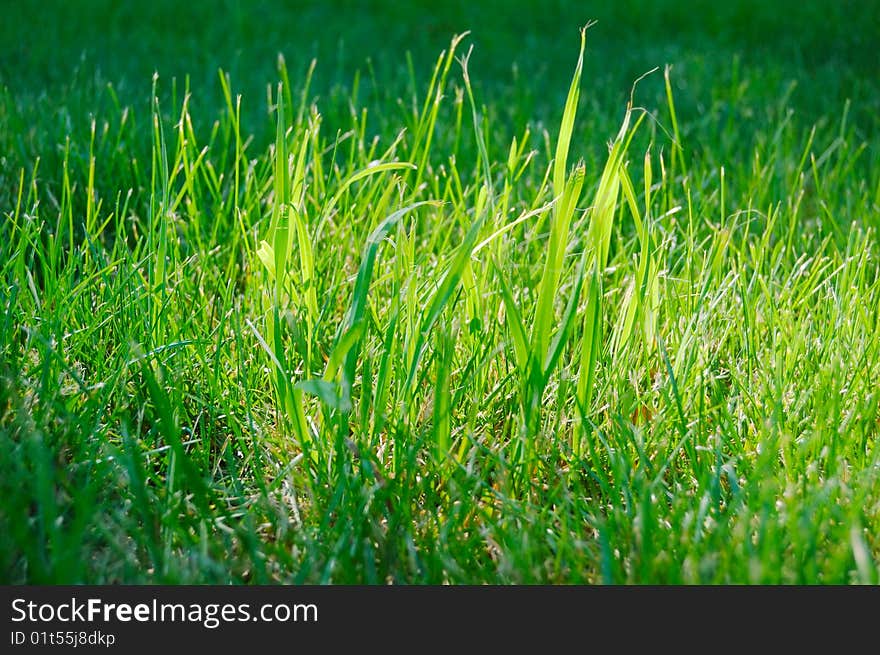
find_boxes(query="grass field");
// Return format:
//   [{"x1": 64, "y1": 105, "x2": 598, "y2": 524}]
[{"x1": 2, "y1": 0, "x2": 879, "y2": 583}]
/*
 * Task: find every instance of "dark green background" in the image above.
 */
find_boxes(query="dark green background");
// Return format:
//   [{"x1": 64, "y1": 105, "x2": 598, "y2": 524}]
[{"x1": 3, "y1": 0, "x2": 877, "y2": 122}]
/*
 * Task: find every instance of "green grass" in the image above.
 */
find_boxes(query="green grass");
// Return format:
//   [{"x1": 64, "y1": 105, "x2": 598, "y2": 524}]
[{"x1": 2, "y1": 0, "x2": 879, "y2": 583}]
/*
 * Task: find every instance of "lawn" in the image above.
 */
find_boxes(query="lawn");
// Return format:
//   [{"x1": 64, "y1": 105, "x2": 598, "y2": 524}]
[{"x1": 1, "y1": 0, "x2": 878, "y2": 583}]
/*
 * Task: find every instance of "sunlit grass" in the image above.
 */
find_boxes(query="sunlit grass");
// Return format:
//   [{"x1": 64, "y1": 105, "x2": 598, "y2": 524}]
[{"x1": 1, "y1": 17, "x2": 879, "y2": 583}]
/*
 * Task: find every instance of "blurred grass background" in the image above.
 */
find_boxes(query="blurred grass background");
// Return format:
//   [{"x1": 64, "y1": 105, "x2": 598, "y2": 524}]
[
  {"x1": 2, "y1": 0, "x2": 877, "y2": 129},
  {"x1": 3, "y1": 0, "x2": 877, "y2": 213}
]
